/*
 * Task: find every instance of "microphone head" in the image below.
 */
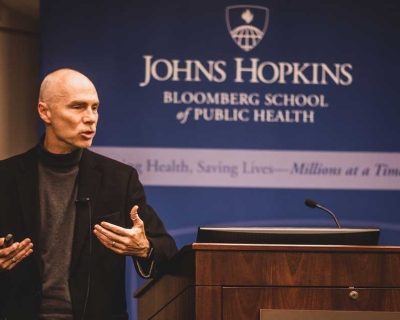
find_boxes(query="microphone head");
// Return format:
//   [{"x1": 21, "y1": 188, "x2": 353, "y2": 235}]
[{"x1": 305, "y1": 198, "x2": 318, "y2": 208}]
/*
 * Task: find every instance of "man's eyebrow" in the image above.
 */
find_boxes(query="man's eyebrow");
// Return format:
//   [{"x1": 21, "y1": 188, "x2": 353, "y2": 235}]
[
  {"x1": 67, "y1": 100, "x2": 99, "y2": 107},
  {"x1": 67, "y1": 100, "x2": 88, "y2": 107}
]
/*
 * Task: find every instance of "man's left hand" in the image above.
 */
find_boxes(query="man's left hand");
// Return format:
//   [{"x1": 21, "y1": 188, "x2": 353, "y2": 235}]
[{"x1": 93, "y1": 205, "x2": 151, "y2": 258}]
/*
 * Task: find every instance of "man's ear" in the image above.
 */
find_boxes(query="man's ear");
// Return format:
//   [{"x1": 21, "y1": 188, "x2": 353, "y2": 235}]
[{"x1": 38, "y1": 102, "x2": 51, "y2": 124}]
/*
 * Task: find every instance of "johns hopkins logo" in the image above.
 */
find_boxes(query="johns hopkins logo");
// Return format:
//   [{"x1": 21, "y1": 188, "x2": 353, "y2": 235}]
[{"x1": 225, "y1": 5, "x2": 269, "y2": 52}]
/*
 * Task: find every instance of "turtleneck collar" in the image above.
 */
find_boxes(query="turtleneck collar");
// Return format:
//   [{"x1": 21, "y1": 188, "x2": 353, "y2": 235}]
[{"x1": 36, "y1": 135, "x2": 83, "y2": 169}]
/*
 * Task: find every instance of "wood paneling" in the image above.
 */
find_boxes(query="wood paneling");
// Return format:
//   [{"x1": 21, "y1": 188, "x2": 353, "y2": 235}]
[
  {"x1": 136, "y1": 245, "x2": 400, "y2": 320},
  {"x1": 222, "y1": 288, "x2": 400, "y2": 320},
  {"x1": 196, "y1": 250, "x2": 400, "y2": 287}
]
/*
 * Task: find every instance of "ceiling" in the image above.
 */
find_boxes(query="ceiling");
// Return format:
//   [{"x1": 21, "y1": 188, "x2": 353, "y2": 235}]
[{"x1": 2, "y1": 0, "x2": 40, "y2": 19}]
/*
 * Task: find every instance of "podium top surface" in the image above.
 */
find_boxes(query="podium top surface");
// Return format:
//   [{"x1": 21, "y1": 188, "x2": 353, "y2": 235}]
[{"x1": 188, "y1": 243, "x2": 400, "y2": 253}]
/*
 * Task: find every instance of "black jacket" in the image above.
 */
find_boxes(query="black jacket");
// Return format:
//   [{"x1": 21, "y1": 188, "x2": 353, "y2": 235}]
[{"x1": 0, "y1": 147, "x2": 178, "y2": 320}]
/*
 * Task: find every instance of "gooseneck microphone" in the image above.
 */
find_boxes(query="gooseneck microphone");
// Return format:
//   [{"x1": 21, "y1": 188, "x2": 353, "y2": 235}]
[{"x1": 305, "y1": 198, "x2": 342, "y2": 228}]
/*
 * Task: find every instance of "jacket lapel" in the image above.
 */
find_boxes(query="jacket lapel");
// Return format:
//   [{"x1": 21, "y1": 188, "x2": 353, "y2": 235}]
[
  {"x1": 70, "y1": 149, "x2": 102, "y2": 273},
  {"x1": 16, "y1": 147, "x2": 42, "y2": 276}
]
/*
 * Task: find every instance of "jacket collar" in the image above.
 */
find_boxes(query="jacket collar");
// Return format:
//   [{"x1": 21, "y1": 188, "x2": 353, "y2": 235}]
[{"x1": 17, "y1": 147, "x2": 41, "y2": 274}]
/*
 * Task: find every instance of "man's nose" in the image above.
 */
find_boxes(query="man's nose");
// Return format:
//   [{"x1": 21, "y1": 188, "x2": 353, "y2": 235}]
[{"x1": 82, "y1": 108, "x2": 98, "y2": 123}]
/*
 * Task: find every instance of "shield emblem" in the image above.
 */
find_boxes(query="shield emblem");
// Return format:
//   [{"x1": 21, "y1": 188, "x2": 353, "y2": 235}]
[{"x1": 226, "y1": 5, "x2": 270, "y2": 52}]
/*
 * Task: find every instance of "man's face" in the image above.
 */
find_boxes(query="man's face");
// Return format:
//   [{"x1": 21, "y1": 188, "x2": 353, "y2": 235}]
[{"x1": 40, "y1": 73, "x2": 100, "y2": 154}]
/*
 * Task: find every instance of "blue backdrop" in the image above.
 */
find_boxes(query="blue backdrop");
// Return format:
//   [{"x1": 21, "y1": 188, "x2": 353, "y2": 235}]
[{"x1": 40, "y1": 0, "x2": 400, "y2": 318}]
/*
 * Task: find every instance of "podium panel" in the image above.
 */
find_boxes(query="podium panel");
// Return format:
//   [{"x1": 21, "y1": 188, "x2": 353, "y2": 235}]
[
  {"x1": 134, "y1": 244, "x2": 400, "y2": 320},
  {"x1": 223, "y1": 288, "x2": 400, "y2": 319},
  {"x1": 260, "y1": 310, "x2": 400, "y2": 320}
]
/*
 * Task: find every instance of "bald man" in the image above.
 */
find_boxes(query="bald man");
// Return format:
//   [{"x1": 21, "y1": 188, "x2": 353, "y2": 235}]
[{"x1": 0, "y1": 69, "x2": 178, "y2": 320}]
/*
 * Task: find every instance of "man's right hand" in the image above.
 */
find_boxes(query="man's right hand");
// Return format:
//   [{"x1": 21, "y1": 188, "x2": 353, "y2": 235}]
[{"x1": 0, "y1": 238, "x2": 33, "y2": 273}]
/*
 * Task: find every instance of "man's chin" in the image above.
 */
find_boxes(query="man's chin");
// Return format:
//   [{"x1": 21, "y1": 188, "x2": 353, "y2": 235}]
[
  {"x1": 79, "y1": 140, "x2": 93, "y2": 149},
  {"x1": 74, "y1": 138, "x2": 94, "y2": 150}
]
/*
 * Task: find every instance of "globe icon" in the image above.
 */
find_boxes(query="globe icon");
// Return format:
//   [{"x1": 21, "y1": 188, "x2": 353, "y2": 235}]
[{"x1": 230, "y1": 25, "x2": 264, "y2": 52}]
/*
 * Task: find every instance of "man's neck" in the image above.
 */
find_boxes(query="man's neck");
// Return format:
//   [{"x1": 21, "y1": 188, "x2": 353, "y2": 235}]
[{"x1": 43, "y1": 136, "x2": 78, "y2": 155}]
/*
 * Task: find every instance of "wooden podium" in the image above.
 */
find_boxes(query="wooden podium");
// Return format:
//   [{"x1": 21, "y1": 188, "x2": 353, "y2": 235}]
[{"x1": 134, "y1": 244, "x2": 400, "y2": 319}]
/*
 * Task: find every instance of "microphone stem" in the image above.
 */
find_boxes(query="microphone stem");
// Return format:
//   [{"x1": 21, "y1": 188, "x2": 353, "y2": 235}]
[{"x1": 316, "y1": 204, "x2": 341, "y2": 228}]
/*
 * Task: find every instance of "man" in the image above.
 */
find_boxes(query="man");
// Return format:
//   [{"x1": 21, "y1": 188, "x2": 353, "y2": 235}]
[{"x1": 0, "y1": 69, "x2": 178, "y2": 320}]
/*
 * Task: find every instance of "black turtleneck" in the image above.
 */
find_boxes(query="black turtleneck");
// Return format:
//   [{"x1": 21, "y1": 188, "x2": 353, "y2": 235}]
[
  {"x1": 36, "y1": 140, "x2": 82, "y2": 320},
  {"x1": 36, "y1": 139, "x2": 82, "y2": 169}
]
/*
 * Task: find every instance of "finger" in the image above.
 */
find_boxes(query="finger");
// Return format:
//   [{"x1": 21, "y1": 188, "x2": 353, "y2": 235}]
[
  {"x1": 93, "y1": 225, "x2": 130, "y2": 247},
  {"x1": 16, "y1": 242, "x2": 34, "y2": 258},
  {"x1": 0, "y1": 238, "x2": 4, "y2": 248},
  {"x1": 130, "y1": 205, "x2": 139, "y2": 215},
  {"x1": 130, "y1": 205, "x2": 139, "y2": 224},
  {"x1": 10, "y1": 243, "x2": 34, "y2": 265},
  {"x1": 2, "y1": 238, "x2": 31, "y2": 258},
  {"x1": 93, "y1": 226, "x2": 120, "y2": 243},
  {"x1": 99, "y1": 221, "x2": 131, "y2": 236},
  {"x1": 95, "y1": 231, "x2": 124, "y2": 254},
  {"x1": 17, "y1": 238, "x2": 32, "y2": 249},
  {"x1": 2, "y1": 244, "x2": 33, "y2": 271},
  {"x1": 0, "y1": 242, "x2": 19, "y2": 257},
  {"x1": 130, "y1": 212, "x2": 144, "y2": 230}
]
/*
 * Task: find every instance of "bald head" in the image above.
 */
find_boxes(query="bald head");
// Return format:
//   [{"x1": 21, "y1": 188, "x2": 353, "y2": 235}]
[
  {"x1": 39, "y1": 69, "x2": 97, "y2": 105},
  {"x1": 37, "y1": 68, "x2": 100, "y2": 154}
]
